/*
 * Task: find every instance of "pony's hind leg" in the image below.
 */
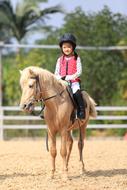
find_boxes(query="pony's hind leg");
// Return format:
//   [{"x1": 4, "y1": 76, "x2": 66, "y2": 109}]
[
  {"x1": 66, "y1": 131, "x2": 73, "y2": 170},
  {"x1": 48, "y1": 130, "x2": 57, "y2": 179},
  {"x1": 78, "y1": 125, "x2": 86, "y2": 173}
]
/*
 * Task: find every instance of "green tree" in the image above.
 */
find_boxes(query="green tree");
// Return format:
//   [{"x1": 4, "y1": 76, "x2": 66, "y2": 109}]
[
  {"x1": 0, "y1": 0, "x2": 63, "y2": 42},
  {"x1": 58, "y1": 6, "x2": 127, "y2": 105},
  {"x1": 118, "y1": 38, "x2": 127, "y2": 100},
  {"x1": 0, "y1": 0, "x2": 63, "y2": 105},
  {"x1": 3, "y1": 47, "x2": 60, "y2": 105}
]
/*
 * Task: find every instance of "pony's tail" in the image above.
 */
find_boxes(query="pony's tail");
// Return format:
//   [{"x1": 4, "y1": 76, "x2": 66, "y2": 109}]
[{"x1": 89, "y1": 96, "x2": 97, "y2": 118}]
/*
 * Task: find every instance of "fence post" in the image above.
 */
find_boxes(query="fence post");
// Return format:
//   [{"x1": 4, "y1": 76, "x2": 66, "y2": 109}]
[
  {"x1": 0, "y1": 107, "x2": 3, "y2": 140},
  {"x1": 0, "y1": 42, "x2": 4, "y2": 140},
  {"x1": 0, "y1": 42, "x2": 4, "y2": 107}
]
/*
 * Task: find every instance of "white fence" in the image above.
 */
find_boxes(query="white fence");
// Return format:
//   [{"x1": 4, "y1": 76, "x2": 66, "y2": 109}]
[{"x1": 0, "y1": 106, "x2": 127, "y2": 140}]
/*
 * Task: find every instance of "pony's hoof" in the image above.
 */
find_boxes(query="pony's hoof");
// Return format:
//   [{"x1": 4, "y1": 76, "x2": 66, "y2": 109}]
[
  {"x1": 81, "y1": 168, "x2": 86, "y2": 174},
  {"x1": 46, "y1": 174, "x2": 54, "y2": 181},
  {"x1": 79, "y1": 162, "x2": 85, "y2": 175},
  {"x1": 79, "y1": 167, "x2": 86, "y2": 176},
  {"x1": 46, "y1": 170, "x2": 55, "y2": 180},
  {"x1": 62, "y1": 171, "x2": 69, "y2": 181}
]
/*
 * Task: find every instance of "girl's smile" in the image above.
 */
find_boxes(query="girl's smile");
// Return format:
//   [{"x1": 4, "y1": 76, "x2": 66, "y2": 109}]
[{"x1": 62, "y1": 42, "x2": 73, "y2": 56}]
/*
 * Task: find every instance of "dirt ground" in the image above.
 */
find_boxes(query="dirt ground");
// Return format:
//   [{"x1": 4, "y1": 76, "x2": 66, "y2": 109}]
[{"x1": 0, "y1": 138, "x2": 127, "y2": 190}]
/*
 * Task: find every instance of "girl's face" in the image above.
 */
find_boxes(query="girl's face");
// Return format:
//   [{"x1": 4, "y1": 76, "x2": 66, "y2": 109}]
[{"x1": 62, "y1": 42, "x2": 73, "y2": 56}]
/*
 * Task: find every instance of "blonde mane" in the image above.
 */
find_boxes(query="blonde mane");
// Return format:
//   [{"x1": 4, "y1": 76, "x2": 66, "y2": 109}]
[{"x1": 20, "y1": 66, "x2": 65, "y2": 91}]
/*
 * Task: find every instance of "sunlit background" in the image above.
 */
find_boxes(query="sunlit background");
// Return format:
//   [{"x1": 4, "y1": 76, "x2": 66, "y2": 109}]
[{"x1": 0, "y1": 0, "x2": 127, "y2": 139}]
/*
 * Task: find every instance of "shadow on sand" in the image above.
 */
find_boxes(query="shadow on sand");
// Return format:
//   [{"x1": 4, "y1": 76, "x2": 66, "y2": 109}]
[
  {"x1": 69, "y1": 168, "x2": 127, "y2": 179},
  {"x1": 0, "y1": 172, "x2": 44, "y2": 181},
  {"x1": 0, "y1": 168, "x2": 127, "y2": 181},
  {"x1": 85, "y1": 168, "x2": 127, "y2": 177}
]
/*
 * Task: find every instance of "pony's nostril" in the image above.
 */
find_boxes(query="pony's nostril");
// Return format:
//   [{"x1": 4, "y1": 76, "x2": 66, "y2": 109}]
[
  {"x1": 23, "y1": 104, "x2": 27, "y2": 109},
  {"x1": 20, "y1": 104, "x2": 26, "y2": 109}
]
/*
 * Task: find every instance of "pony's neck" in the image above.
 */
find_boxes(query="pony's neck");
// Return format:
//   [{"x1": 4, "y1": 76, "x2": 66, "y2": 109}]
[{"x1": 39, "y1": 70, "x2": 65, "y2": 105}]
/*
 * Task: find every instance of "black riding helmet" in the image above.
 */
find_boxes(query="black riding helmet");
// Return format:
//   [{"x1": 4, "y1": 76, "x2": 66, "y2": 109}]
[{"x1": 59, "y1": 33, "x2": 76, "y2": 49}]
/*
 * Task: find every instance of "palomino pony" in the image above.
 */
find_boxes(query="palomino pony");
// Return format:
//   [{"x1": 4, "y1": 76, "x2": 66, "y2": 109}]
[{"x1": 20, "y1": 66, "x2": 97, "y2": 179}]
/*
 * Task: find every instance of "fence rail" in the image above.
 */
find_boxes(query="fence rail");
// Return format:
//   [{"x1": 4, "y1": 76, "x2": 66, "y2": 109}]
[{"x1": 0, "y1": 106, "x2": 127, "y2": 140}]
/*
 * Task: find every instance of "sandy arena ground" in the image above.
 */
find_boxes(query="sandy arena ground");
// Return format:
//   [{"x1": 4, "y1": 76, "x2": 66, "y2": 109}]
[{"x1": 0, "y1": 138, "x2": 127, "y2": 190}]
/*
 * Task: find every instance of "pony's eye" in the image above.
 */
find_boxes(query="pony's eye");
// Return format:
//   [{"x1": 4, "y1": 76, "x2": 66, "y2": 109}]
[{"x1": 29, "y1": 84, "x2": 33, "y2": 88}]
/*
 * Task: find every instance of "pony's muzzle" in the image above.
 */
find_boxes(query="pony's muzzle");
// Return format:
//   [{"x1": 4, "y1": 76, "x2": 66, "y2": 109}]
[
  {"x1": 20, "y1": 102, "x2": 34, "y2": 112},
  {"x1": 20, "y1": 104, "x2": 27, "y2": 110}
]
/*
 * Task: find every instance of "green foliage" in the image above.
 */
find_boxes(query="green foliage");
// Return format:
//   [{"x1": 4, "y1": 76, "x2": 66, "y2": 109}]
[
  {"x1": 0, "y1": 0, "x2": 63, "y2": 42},
  {"x1": 3, "y1": 48, "x2": 60, "y2": 106},
  {"x1": 118, "y1": 39, "x2": 127, "y2": 100},
  {"x1": 4, "y1": 129, "x2": 47, "y2": 140},
  {"x1": 3, "y1": 54, "x2": 21, "y2": 105},
  {"x1": 106, "y1": 128, "x2": 127, "y2": 136},
  {"x1": 17, "y1": 48, "x2": 60, "y2": 71},
  {"x1": 45, "y1": 6, "x2": 127, "y2": 105}
]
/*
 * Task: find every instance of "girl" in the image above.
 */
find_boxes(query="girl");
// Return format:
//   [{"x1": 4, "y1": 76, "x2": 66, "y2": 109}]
[{"x1": 55, "y1": 33, "x2": 85, "y2": 119}]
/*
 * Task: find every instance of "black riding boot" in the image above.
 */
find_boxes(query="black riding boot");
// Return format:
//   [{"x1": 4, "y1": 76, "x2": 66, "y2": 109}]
[{"x1": 73, "y1": 90, "x2": 86, "y2": 119}]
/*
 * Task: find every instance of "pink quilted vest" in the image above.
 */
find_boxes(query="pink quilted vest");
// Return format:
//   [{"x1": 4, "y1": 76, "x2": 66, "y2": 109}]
[{"x1": 59, "y1": 55, "x2": 80, "y2": 83}]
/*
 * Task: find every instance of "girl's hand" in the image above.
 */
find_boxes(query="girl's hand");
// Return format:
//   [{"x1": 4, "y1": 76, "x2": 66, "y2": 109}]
[
  {"x1": 61, "y1": 76, "x2": 66, "y2": 80},
  {"x1": 62, "y1": 80, "x2": 69, "y2": 86}
]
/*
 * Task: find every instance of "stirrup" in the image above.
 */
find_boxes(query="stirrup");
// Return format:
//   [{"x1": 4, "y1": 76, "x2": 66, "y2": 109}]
[{"x1": 77, "y1": 111, "x2": 85, "y2": 119}]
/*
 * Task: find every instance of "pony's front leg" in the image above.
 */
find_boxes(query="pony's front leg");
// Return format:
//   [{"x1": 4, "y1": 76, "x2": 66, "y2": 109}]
[
  {"x1": 48, "y1": 131, "x2": 57, "y2": 179},
  {"x1": 66, "y1": 132, "x2": 73, "y2": 170},
  {"x1": 60, "y1": 131, "x2": 68, "y2": 179}
]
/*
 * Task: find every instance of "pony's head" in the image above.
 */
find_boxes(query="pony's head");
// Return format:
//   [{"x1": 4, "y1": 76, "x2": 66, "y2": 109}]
[
  {"x1": 19, "y1": 67, "x2": 42, "y2": 112},
  {"x1": 20, "y1": 66, "x2": 66, "y2": 113}
]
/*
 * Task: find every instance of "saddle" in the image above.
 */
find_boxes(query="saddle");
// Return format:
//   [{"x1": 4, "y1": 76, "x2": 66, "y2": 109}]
[{"x1": 66, "y1": 86, "x2": 77, "y2": 108}]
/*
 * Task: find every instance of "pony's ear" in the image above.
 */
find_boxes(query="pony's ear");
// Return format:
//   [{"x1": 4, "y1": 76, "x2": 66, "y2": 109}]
[
  {"x1": 19, "y1": 70, "x2": 22, "y2": 75},
  {"x1": 29, "y1": 69, "x2": 36, "y2": 77}
]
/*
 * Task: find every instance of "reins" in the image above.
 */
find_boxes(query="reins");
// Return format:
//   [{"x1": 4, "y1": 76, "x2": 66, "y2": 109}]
[
  {"x1": 43, "y1": 89, "x2": 65, "y2": 101},
  {"x1": 31, "y1": 101, "x2": 45, "y2": 118},
  {"x1": 30, "y1": 75, "x2": 65, "y2": 117}
]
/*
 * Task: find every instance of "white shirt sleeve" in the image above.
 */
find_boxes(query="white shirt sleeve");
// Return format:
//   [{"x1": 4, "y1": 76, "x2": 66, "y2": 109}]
[
  {"x1": 54, "y1": 58, "x2": 62, "y2": 80},
  {"x1": 76, "y1": 57, "x2": 82, "y2": 77}
]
